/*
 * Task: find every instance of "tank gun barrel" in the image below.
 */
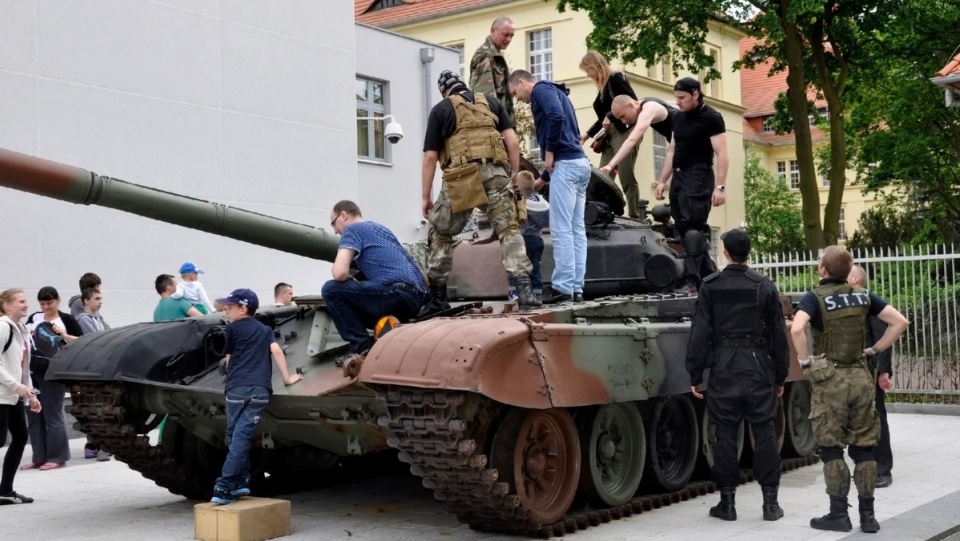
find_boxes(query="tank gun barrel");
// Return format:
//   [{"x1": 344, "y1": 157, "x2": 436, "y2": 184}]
[{"x1": 0, "y1": 147, "x2": 339, "y2": 261}]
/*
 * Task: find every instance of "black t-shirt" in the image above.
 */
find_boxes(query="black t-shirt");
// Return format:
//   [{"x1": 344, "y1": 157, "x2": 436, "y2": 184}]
[
  {"x1": 223, "y1": 317, "x2": 277, "y2": 393},
  {"x1": 423, "y1": 91, "x2": 514, "y2": 152},
  {"x1": 796, "y1": 279, "x2": 889, "y2": 331},
  {"x1": 672, "y1": 103, "x2": 725, "y2": 167}
]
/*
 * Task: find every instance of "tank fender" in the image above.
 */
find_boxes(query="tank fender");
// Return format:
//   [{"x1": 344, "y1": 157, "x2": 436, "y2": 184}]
[{"x1": 360, "y1": 317, "x2": 555, "y2": 409}]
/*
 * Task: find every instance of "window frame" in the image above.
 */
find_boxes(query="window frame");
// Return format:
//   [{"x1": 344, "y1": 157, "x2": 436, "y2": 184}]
[
  {"x1": 789, "y1": 159, "x2": 800, "y2": 190},
  {"x1": 528, "y1": 28, "x2": 553, "y2": 81},
  {"x1": 653, "y1": 131, "x2": 668, "y2": 182},
  {"x1": 356, "y1": 76, "x2": 391, "y2": 164}
]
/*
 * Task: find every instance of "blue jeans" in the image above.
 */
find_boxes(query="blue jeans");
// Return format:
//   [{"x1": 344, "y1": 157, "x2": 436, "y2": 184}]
[
  {"x1": 321, "y1": 279, "x2": 423, "y2": 354},
  {"x1": 548, "y1": 157, "x2": 592, "y2": 294},
  {"x1": 506, "y1": 233, "x2": 545, "y2": 296},
  {"x1": 214, "y1": 385, "x2": 270, "y2": 492}
]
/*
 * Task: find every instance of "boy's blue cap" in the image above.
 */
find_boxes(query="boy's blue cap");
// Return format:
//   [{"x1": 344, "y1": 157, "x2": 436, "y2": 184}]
[
  {"x1": 216, "y1": 289, "x2": 259, "y2": 313},
  {"x1": 179, "y1": 262, "x2": 204, "y2": 274}
]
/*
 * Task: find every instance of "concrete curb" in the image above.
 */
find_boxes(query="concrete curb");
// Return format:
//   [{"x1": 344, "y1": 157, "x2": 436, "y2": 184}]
[{"x1": 888, "y1": 403, "x2": 960, "y2": 416}]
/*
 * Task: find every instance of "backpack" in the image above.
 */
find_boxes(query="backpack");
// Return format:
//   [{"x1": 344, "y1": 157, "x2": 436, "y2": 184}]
[
  {"x1": 2, "y1": 322, "x2": 14, "y2": 353},
  {"x1": 30, "y1": 321, "x2": 65, "y2": 378}
]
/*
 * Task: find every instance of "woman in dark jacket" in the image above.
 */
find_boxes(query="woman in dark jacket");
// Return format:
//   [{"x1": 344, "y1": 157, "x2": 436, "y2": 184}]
[
  {"x1": 21, "y1": 286, "x2": 81, "y2": 470},
  {"x1": 579, "y1": 50, "x2": 641, "y2": 218}
]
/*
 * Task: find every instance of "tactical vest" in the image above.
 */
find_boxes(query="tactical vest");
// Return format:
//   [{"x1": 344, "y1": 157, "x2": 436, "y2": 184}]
[
  {"x1": 440, "y1": 94, "x2": 509, "y2": 168},
  {"x1": 705, "y1": 268, "x2": 769, "y2": 347},
  {"x1": 812, "y1": 283, "x2": 870, "y2": 365}
]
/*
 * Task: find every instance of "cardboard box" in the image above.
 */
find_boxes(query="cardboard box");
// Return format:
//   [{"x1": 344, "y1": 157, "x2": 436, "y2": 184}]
[{"x1": 195, "y1": 497, "x2": 291, "y2": 541}]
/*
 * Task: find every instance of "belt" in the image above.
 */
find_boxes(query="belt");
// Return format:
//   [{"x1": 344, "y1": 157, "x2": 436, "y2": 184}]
[
  {"x1": 717, "y1": 336, "x2": 766, "y2": 347},
  {"x1": 389, "y1": 282, "x2": 424, "y2": 295},
  {"x1": 674, "y1": 164, "x2": 712, "y2": 173}
]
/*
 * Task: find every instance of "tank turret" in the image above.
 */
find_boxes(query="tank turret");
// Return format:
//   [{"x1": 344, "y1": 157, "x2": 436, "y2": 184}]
[{"x1": 0, "y1": 147, "x2": 339, "y2": 261}]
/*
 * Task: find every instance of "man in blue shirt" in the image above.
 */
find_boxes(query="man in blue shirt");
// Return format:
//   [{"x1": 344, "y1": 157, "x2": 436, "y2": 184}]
[
  {"x1": 322, "y1": 200, "x2": 426, "y2": 367},
  {"x1": 508, "y1": 70, "x2": 592, "y2": 303}
]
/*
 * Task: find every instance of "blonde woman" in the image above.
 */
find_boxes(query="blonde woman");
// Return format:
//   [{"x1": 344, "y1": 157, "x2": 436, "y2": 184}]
[
  {"x1": 578, "y1": 50, "x2": 641, "y2": 218},
  {"x1": 0, "y1": 288, "x2": 43, "y2": 504}
]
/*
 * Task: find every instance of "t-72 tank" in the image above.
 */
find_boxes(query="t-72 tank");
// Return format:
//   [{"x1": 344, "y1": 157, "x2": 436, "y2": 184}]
[{"x1": 0, "y1": 147, "x2": 816, "y2": 537}]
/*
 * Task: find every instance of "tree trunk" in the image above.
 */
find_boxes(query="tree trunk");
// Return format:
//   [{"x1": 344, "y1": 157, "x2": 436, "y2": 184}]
[{"x1": 777, "y1": 5, "x2": 824, "y2": 249}]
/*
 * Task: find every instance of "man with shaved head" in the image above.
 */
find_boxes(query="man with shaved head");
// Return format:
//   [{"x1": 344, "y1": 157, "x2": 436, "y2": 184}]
[
  {"x1": 604, "y1": 95, "x2": 679, "y2": 178},
  {"x1": 470, "y1": 16, "x2": 516, "y2": 119}
]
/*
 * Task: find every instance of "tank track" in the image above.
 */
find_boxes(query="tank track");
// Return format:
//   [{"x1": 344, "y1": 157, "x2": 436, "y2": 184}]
[
  {"x1": 380, "y1": 388, "x2": 820, "y2": 538},
  {"x1": 69, "y1": 382, "x2": 211, "y2": 499}
]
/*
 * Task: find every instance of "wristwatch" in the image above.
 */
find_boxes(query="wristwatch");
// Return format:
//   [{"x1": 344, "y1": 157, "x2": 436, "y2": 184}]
[{"x1": 716, "y1": 185, "x2": 725, "y2": 192}]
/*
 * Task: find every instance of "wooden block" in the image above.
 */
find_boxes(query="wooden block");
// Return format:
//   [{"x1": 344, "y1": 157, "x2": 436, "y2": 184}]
[{"x1": 195, "y1": 498, "x2": 291, "y2": 541}]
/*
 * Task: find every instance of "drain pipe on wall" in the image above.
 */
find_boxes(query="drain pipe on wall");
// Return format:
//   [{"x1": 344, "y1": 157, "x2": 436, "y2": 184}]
[{"x1": 420, "y1": 47, "x2": 435, "y2": 121}]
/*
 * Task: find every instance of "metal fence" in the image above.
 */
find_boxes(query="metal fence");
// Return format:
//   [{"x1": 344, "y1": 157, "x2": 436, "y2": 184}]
[{"x1": 752, "y1": 245, "x2": 960, "y2": 400}]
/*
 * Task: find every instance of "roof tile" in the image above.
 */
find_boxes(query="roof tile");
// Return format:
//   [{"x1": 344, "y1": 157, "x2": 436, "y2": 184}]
[{"x1": 356, "y1": 0, "x2": 499, "y2": 28}]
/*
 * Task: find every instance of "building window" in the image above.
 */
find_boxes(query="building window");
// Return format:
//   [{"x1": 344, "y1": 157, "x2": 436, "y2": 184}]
[
  {"x1": 821, "y1": 165, "x2": 830, "y2": 187},
  {"x1": 838, "y1": 208, "x2": 847, "y2": 241},
  {"x1": 356, "y1": 77, "x2": 389, "y2": 162},
  {"x1": 776, "y1": 161, "x2": 786, "y2": 183},
  {"x1": 709, "y1": 48, "x2": 720, "y2": 98},
  {"x1": 528, "y1": 28, "x2": 553, "y2": 80},
  {"x1": 762, "y1": 116, "x2": 775, "y2": 133},
  {"x1": 789, "y1": 159, "x2": 800, "y2": 189},
  {"x1": 448, "y1": 42, "x2": 465, "y2": 77},
  {"x1": 653, "y1": 132, "x2": 668, "y2": 181},
  {"x1": 660, "y1": 57, "x2": 671, "y2": 84},
  {"x1": 646, "y1": 63, "x2": 654, "y2": 79},
  {"x1": 809, "y1": 106, "x2": 828, "y2": 126},
  {"x1": 367, "y1": 0, "x2": 405, "y2": 11}
]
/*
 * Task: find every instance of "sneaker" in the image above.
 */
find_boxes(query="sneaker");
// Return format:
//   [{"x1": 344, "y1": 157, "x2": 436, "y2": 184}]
[
  {"x1": 96, "y1": 450, "x2": 112, "y2": 462},
  {"x1": 0, "y1": 491, "x2": 34, "y2": 505},
  {"x1": 876, "y1": 473, "x2": 892, "y2": 488},
  {"x1": 231, "y1": 483, "x2": 251, "y2": 498},
  {"x1": 573, "y1": 292, "x2": 584, "y2": 302},
  {"x1": 210, "y1": 488, "x2": 237, "y2": 505},
  {"x1": 84, "y1": 447, "x2": 98, "y2": 459}
]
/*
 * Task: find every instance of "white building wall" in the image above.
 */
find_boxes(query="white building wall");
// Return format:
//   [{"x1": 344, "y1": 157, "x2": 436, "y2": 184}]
[
  {"x1": 354, "y1": 24, "x2": 459, "y2": 241},
  {"x1": 0, "y1": 1, "x2": 440, "y2": 327}
]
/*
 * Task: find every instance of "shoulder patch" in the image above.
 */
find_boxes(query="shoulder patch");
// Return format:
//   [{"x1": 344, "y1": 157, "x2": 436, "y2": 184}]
[{"x1": 703, "y1": 271, "x2": 720, "y2": 283}]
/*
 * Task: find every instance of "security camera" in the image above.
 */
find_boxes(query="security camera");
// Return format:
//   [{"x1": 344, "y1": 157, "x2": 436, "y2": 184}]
[{"x1": 384, "y1": 120, "x2": 404, "y2": 144}]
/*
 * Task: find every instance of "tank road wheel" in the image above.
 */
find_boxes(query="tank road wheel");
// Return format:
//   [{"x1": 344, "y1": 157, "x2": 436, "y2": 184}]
[
  {"x1": 491, "y1": 408, "x2": 581, "y2": 525},
  {"x1": 644, "y1": 395, "x2": 699, "y2": 492},
  {"x1": 784, "y1": 381, "x2": 816, "y2": 457},
  {"x1": 575, "y1": 403, "x2": 646, "y2": 507},
  {"x1": 748, "y1": 396, "x2": 786, "y2": 455},
  {"x1": 159, "y1": 419, "x2": 225, "y2": 500}
]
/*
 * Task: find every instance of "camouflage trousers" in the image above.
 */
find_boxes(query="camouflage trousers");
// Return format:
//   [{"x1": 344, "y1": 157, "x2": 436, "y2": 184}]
[
  {"x1": 808, "y1": 361, "x2": 881, "y2": 497},
  {"x1": 427, "y1": 162, "x2": 532, "y2": 282}
]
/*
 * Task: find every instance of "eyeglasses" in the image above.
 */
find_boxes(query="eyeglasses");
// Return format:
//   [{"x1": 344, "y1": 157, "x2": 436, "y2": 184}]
[{"x1": 330, "y1": 211, "x2": 344, "y2": 229}]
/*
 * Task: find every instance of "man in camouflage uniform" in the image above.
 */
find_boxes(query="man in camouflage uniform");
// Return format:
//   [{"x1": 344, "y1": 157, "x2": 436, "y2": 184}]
[
  {"x1": 420, "y1": 70, "x2": 539, "y2": 315},
  {"x1": 791, "y1": 246, "x2": 908, "y2": 534},
  {"x1": 469, "y1": 16, "x2": 515, "y2": 119}
]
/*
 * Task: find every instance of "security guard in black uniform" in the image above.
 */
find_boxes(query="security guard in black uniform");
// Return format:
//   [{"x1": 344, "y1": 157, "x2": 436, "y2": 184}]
[{"x1": 686, "y1": 228, "x2": 789, "y2": 522}]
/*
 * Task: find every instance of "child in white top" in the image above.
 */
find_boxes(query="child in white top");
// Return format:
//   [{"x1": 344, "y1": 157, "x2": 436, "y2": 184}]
[{"x1": 171, "y1": 262, "x2": 215, "y2": 314}]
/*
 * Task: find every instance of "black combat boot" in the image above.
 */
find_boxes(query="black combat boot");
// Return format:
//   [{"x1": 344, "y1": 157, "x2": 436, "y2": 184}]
[
  {"x1": 709, "y1": 487, "x2": 737, "y2": 521},
  {"x1": 859, "y1": 496, "x2": 880, "y2": 533},
  {"x1": 417, "y1": 283, "x2": 451, "y2": 319},
  {"x1": 514, "y1": 276, "x2": 542, "y2": 310},
  {"x1": 810, "y1": 496, "x2": 852, "y2": 531},
  {"x1": 761, "y1": 485, "x2": 784, "y2": 521}
]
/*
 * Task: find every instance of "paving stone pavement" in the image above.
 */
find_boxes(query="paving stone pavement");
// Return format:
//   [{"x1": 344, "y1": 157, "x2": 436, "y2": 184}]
[{"x1": 1, "y1": 412, "x2": 958, "y2": 541}]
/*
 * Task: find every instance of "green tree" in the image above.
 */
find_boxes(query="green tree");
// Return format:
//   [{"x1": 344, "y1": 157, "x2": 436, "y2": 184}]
[
  {"x1": 555, "y1": 0, "x2": 887, "y2": 249},
  {"x1": 743, "y1": 147, "x2": 805, "y2": 253},
  {"x1": 846, "y1": 1, "x2": 960, "y2": 246}
]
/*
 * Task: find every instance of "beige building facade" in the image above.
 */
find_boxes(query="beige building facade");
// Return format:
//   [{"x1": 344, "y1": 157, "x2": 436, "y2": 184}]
[{"x1": 358, "y1": 0, "x2": 748, "y2": 252}]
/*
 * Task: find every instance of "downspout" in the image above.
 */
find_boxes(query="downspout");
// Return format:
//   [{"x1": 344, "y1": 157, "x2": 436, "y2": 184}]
[{"x1": 420, "y1": 48, "x2": 436, "y2": 120}]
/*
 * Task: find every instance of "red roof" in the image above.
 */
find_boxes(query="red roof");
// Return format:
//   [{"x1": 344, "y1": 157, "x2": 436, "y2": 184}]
[
  {"x1": 740, "y1": 36, "x2": 827, "y2": 146},
  {"x1": 933, "y1": 53, "x2": 960, "y2": 92},
  {"x1": 356, "y1": 0, "x2": 500, "y2": 28}
]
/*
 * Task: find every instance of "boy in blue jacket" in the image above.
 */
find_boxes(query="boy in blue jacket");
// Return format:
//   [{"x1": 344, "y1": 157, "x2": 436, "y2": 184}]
[{"x1": 211, "y1": 289, "x2": 302, "y2": 504}]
